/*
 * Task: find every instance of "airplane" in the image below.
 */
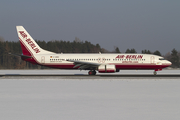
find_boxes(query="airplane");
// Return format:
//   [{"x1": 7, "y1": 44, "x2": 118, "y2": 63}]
[{"x1": 14, "y1": 26, "x2": 172, "y2": 75}]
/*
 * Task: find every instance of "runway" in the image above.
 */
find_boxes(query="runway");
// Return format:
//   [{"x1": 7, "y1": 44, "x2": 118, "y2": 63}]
[
  {"x1": 1, "y1": 74, "x2": 180, "y2": 79},
  {"x1": 0, "y1": 69, "x2": 180, "y2": 79}
]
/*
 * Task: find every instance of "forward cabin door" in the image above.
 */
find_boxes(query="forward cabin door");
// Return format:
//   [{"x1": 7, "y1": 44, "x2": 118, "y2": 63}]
[
  {"x1": 41, "y1": 56, "x2": 45, "y2": 64},
  {"x1": 150, "y1": 56, "x2": 155, "y2": 64}
]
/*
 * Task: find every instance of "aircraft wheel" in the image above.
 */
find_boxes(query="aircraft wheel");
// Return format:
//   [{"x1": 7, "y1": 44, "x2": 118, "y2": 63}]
[
  {"x1": 88, "y1": 70, "x2": 96, "y2": 75},
  {"x1": 92, "y1": 70, "x2": 96, "y2": 75},
  {"x1": 88, "y1": 71, "x2": 93, "y2": 75},
  {"x1": 153, "y1": 71, "x2": 157, "y2": 75}
]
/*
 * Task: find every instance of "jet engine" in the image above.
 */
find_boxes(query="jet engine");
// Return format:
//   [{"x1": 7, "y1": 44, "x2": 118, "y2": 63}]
[{"x1": 98, "y1": 65, "x2": 117, "y2": 73}]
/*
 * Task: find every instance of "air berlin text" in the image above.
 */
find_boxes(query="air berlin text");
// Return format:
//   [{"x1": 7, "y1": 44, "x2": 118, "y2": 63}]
[
  {"x1": 19, "y1": 31, "x2": 40, "y2": 53},
  {"x1": 116, "y1": 55, "x2": 143, "y2": 59}
]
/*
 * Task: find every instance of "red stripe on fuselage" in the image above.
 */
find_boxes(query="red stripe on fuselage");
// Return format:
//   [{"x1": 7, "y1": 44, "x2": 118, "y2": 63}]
[
  {"x1": 115, "y1": 64, "x2": 169, "y2": 70},
  {"x1": 38, "y1": 63, "x2": 170, "y2": 70}
]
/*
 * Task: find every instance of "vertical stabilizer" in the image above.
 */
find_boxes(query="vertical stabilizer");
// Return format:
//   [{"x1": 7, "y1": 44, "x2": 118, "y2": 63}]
[{"x1": 16, "y1": 26, "x2": 55, "y2": 56}]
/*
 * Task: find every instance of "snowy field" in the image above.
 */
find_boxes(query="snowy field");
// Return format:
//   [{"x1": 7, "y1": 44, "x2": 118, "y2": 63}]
[{"x1": 0, "y1": 70, "x2": 180, "y2": 120}]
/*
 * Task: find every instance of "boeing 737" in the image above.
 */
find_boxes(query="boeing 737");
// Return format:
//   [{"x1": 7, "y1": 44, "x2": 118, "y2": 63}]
[{"x1": 14, "y1": 26, "x2": 172, "y2": 75}]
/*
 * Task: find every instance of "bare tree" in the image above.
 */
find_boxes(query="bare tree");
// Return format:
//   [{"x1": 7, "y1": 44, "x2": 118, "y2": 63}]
[
  {"x1": 0, "y1": 36, "x2": 4, "y2": 42},
  {"x1": 74, "y1": 37, "x2": 81, "y2": 43}
]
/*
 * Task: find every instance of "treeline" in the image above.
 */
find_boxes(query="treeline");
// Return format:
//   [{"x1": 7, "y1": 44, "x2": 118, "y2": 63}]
[
  {"x1": 0, "y1": 40, "x2": 179, "y2": 69},
  {"x1": 36, "y1": 40, "x2": 103, "y2": 53},
  {"x1": 0, "y1": 40, "x2": 106, "y2": 69}
]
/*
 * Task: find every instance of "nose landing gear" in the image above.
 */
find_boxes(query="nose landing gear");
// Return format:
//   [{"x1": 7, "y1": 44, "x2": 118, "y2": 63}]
[
  {"x1": 153, "y1": 69, "x2": 162, "y2": 75},
  {"x1": 88, "y1": 70, "x2": 96, "y2": 75},
  {"x1": 153, "y1": 71, "x2": 157, "y2": 75}
]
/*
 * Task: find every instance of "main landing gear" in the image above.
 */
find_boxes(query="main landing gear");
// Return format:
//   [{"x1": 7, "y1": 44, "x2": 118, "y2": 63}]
[{"x1": 88, "y1": 70, "x2": 96, "y2": 75}]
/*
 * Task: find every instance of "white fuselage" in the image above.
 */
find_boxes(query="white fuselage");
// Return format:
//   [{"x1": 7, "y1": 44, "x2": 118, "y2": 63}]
[{"x1": 29, "y1": 53, "x2": 171, "y2": 70}]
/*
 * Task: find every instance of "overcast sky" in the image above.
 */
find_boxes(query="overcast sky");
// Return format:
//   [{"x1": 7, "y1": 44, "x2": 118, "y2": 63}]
[{"x1": 0, "y1": 0, "x2": 180, "y2": 54}]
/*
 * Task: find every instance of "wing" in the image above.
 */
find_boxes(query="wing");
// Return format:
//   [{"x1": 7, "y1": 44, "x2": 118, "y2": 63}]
[{"x1": 66, "y1": 59, "x2": 101, "y2": 70}]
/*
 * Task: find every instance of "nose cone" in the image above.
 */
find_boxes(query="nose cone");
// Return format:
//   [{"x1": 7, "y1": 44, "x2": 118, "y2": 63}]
[{"x1": 167, "y1": 60, "x2": 172, "y2": 66}]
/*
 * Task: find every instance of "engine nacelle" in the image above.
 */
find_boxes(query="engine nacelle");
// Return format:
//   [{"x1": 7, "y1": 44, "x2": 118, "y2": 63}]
[{"x1": 98, "y1": 65, "x2": 116, "y2": 73}]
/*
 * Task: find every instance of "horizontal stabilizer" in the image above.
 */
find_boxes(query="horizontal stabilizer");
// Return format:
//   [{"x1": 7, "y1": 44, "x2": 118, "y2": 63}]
[{"x1": 9, "y1": 53, "x2": 32, "y2": 58}]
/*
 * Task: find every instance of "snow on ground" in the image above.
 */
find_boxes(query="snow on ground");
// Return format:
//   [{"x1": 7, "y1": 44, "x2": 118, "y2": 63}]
[{"x1": 0, "y1": 70, "x2": 180, "y2": 120}]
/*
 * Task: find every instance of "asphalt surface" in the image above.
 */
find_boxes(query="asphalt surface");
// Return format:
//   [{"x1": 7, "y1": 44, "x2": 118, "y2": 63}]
[{"x1": 1, "y1": 74, "x2": 180, "y2": 78}]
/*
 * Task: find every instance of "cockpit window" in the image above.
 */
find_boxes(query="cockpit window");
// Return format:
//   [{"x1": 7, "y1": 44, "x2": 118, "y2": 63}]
[{"x1": 159, "y1": 58, "x2": 165, "y2": 60}]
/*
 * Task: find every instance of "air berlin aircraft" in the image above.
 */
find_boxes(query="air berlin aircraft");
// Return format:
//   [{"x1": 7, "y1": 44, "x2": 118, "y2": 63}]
[{"x1": 15, "y1": 26, "x2": 171, "y2": 75}]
